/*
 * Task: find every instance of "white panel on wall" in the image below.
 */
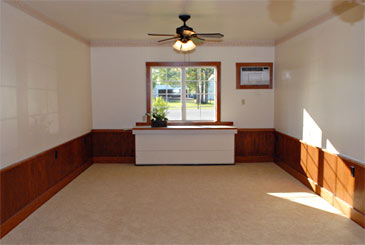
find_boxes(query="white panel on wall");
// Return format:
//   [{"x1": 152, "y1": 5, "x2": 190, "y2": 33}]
[
  {"x1": 0, "y1": 3, "x2": 92, "y2": 169},
  {"x1": 91, "y1": 46, "x2": 275, "y2": 129},
  {"x1": 275, "y1": 6, "x2": 365, "y2": 162}
]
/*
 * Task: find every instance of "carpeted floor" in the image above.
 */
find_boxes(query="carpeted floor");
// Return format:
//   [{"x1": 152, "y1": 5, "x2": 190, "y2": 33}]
[{"x1": 1, "y1": 163, "x2": 364, "y2": 244}]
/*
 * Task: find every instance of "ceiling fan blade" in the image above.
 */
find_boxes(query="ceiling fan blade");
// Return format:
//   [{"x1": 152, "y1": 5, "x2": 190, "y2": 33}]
[
  {"x1": 195, "y1": 33, "x2": 224, "y2": 38},
  {"x1": 191, "y1": 37, "x2": 204, "y2": 45},
  {"x1": 148, "y1": 34, "x2": 176, "y2": 36},
  {"x1": 191, "y1": 35, "x2": 205, "y2": 41},
  {"x1": 158, "y1": 37, "x2": 179, "y2": 42}
]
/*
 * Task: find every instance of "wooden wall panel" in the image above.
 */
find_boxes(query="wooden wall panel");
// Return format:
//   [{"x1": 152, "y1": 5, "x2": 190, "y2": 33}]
[
  {"x1": 275, "y1": 132, "x2": 301, "y2": 173},
  {"x1": 353, "y1": 164, "x2": 365, "y2": 214},
  {"x1": 300, "y1": 143, "x2": 320, "y2": 184},
  {"x1": 92, "y1": 128, "x2": 274, "y2": 164},
  {"x1": 274, "y1": 131, "x2": 365, "y2": 227},
  {"x1": 0, "y1": 133, "x2": 92, "y2": 237},
  {"x1": 92, "y1": 129, "x2": 135, "y2": 163},
  {"x1": 235, "y1": 129, "x2": 275, "y2": 162}
]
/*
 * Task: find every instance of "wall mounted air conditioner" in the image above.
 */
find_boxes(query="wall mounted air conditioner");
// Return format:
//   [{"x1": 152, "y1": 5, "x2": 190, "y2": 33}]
[{"x1": 240, "y1": 66, "x2": 270, "y2": 85}]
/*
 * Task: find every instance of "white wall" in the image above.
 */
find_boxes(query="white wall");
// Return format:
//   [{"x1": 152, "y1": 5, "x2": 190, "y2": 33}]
[
  {"x1": 0, "y1": 3, "x2": 92, "y2": 169},
  {"x1": 91, "y1": 46, "x2": 275, "y2": 129},
  {"x1": 275, "y1": 6, "x2": 365, "y2": 162}
]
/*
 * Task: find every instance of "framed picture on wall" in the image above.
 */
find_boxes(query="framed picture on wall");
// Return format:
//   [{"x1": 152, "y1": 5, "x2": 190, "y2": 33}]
[{"x1": 236, "y1": 62, "x2": 273, "y2": 89}]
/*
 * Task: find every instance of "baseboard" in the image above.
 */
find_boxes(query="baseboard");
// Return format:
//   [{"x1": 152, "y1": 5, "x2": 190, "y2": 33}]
[
  {"x1": 93, "y1": 157, "x2": 135, "y2": 163},
  {"x1": 235, "y1": 155, "x2": 274, "y2": 163},
  {"x1": 0, "y1": 160, "x2": 92, "y2": 238},
  {"x1": 275, "y1": 159, "x2": 365, "y2": 228}
]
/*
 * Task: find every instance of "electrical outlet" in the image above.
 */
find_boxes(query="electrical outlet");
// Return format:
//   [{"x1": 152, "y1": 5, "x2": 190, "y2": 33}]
[
  {"x1": 241, "y1": 99, "x2": 246, "y2": 105},
  {"x1": 351, "y1": 166, "x2": 355, "y2": 177}
]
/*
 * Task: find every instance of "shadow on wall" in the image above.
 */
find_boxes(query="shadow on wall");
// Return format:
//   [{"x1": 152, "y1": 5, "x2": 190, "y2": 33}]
[
  {"x1": 267, "y1": 0, "x2": 364, "y2": 25},
  {"x1": 332, "y1": 0, "x2": 364, "y2": 24}
]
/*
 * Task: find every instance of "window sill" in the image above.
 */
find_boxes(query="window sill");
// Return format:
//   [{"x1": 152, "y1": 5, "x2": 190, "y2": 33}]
[{"x1": 135, "y1": 121, "x2": 234, "y2": 126}]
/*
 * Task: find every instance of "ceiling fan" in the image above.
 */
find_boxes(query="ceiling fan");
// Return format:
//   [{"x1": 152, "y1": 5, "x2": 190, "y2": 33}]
[{"x1": 148, "y1": 14, "x2": 224, "y2": 52}]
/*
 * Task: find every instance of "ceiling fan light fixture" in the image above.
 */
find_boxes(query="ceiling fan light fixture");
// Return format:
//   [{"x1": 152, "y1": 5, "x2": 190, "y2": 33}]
[
  {"x1": 149, "y1": 14, "x2": 223, "y2": 53},
  {"x1": 173, "y1": 39, "x2": 196, "y2": 52}
]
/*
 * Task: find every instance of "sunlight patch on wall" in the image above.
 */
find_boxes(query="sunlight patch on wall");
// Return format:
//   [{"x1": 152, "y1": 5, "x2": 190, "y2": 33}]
[
  {"x1": 325, "y1": 139, "x2": 339, "y2": 155},
  {"x1": 267, "y1": 192, "x2": 344, "y2": 216},
  {"x1": 303, "y1": 109, "x2": 322, "y2": 148}
]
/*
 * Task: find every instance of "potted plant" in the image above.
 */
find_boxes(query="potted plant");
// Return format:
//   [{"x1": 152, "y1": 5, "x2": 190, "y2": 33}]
[{"x1": 146, "y1": 97, "x2": 168, "y2": 127}]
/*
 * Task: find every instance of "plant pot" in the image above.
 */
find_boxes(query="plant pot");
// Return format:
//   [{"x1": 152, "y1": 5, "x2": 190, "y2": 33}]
[{"x1": 151, "y1": 119, "x2": 168, "y2": 128}]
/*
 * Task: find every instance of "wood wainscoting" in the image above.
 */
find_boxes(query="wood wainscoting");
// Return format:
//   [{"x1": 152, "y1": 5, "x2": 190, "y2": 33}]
[
  {"x1": 235, "y1": 129, "x2": 275, "y2": 163},
  {"x1": 92, "y1": 129, "x2": 135, "y2": 163},
  {"x1": 92, "y1": 128, "x2": 275, "y2": 164},
  {"x1": 0, "y1": 133, "x2": 93, "y2": 238},
  {"x1": 274, "y1": 131, "x2": 365, "y2": 228}
]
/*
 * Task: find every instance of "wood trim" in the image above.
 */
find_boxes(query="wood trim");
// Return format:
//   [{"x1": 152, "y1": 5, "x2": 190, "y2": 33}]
[
  {"x1": 216, "y1": 62, "x2": 222, "y2": 122},
  {"x1": 146, "y1": 62, "x2": 221, "y2": 67},
  {"x1": 276, "y1": 158, "x2": 364, "y2": 228},
  {"x1": 91, "y1": 128, "x2": 275, "y2": 165},
  {"x1": 92, "y1": 129, "x2": 131, "y2": 133},
  {"x1": 0, "y1": 133, "x2": 92, "y2": 237},
  {"x1": 92, "y1": 130, "x2": 135, "y2": 162},
  {"x1": 236, "y1": 62, "x2": 273, "y2": 89},
  {"x1": 93, "y1": 157, "x2": 135, "y2": 163},
  {"x1": 145, "y1": 62, "x2": 222, "y2": 125},
  {"x1": 235, "y1": 129, "x2": 275, "y2": 164},
  {"x1": 274, "y1": 131, "x2": 365, "y2": 228},
  {"x1": 0, "y1": 133, "x2": 91, "y2": 174},
  {"x1": 132, "y1": 126, "x2": 237, "y2": 131},
  {"x1": 146, "y1": 62, "x2": 152, "y2": 124},
  {"x1": 235, "y1": 156, "x2": 274, "y2": 163},
  {"x1": 276, "y1": 131, "x2": 365, "y2": 168},
  {"x1": 237, "y1": 128, "x2": 275, "y2": 132},
  {"x1": 0, "y1": 160, "x2": 92, "y2": 238},
  {"x1": 136, "y1": 121, "x2": 234, "y2": 126},
  {"x1": 4, "y1": 0, "x2": 90, "y2": 46}
]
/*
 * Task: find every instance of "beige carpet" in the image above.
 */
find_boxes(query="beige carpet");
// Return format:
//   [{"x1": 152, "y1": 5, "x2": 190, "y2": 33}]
[{"x1": 1, "y1": 163, "x2": 364, "y2": 244}]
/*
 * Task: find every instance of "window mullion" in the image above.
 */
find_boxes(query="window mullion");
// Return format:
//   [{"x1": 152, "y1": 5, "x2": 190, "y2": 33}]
[{"x1": 182, "y1": 67, "x2": 186, "y2": 120}]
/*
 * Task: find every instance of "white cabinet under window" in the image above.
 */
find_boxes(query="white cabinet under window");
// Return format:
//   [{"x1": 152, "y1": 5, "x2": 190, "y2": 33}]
[{"x1": 133, "y1": 126, "x2": 238, "y2": 165}]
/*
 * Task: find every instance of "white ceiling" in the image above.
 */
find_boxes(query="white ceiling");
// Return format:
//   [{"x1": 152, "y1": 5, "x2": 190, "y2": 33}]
[{"x1": 16, "y1": 0, "x2": 359, "y2": 42}]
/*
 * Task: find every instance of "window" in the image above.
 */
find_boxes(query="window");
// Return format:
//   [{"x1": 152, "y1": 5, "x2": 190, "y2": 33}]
[{"x1": 146, "y1": 62, "x2": 221, "y2": 124}]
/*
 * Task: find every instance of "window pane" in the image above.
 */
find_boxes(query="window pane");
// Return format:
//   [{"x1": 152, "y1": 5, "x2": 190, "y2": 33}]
[
  {"x1": 153, "y1": 81, "x2": 168, "y2": 97},
  {"x1": 152, "y1": 96, "x2": 181, "y2": 120},
  {"x1": 167, "y1": 81, "x2": 182, "y2": 93},
  {"x1": 186, "y1": 81, "x2": 198, "y2": 94},
  {"x1": 150, "y1": 65, "x2": 217, "y2": 122},
  {"x1": 186, "y1": 93, "x2": 215, "y2": 121},
  {"x1": 201, "y1": 81, "x2": 215, "y2": 94},
  {"x1": 186, "y1": 68, "x2": 198, "y2": 81},
  {"x1": 167, "y1": 96, "x2": 181, "y2": 120},
  {"x1": 152, "y1": 68, "x2": 167, "y2": 82},
  {"x1": 167, "y1": 67, "x2": 181, "y2": 81},
  {"x1": 200, "y1": 68, "x2": 215, "y2": 81}
]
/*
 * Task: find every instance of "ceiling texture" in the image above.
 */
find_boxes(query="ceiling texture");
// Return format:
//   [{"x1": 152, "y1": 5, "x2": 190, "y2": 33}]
[{"x1": 8, "y1": 0, "x2": 365, "y2": 45}]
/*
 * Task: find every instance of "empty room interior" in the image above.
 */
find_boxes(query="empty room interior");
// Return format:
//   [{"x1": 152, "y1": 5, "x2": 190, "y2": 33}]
[{"x1": 1, "y1": 0, "x2": 364, "y2": 244}]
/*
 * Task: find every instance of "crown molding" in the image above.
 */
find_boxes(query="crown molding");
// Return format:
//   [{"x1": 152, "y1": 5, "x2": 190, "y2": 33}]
[
  {"x1": 90, "y1": 40, "x2": 275, "y2": 47},
  {"x1": 4, "y1": 0, "x2": 90, "y2": 46},
  {"x1": 275, "y1": 1, "x2": 361, "y2": 46}
]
